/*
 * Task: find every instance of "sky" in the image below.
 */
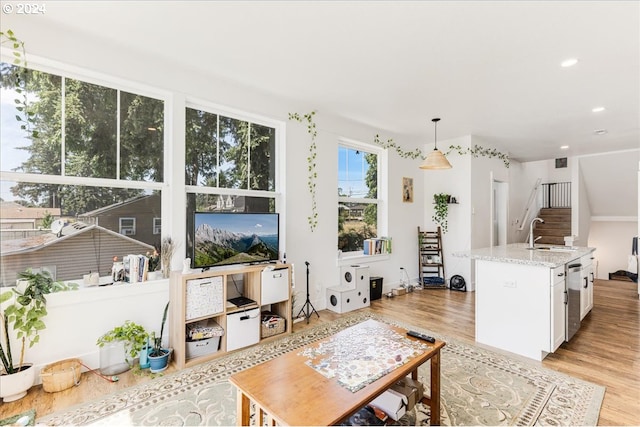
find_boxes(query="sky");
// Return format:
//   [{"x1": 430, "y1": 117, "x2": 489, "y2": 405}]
[{"x1": 337, "y1": 146, "x2": 370, "y2": 198}]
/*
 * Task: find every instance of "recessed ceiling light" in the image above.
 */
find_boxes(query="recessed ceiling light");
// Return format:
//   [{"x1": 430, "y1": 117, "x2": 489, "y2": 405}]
[
  {"x1": 592, "y1": 107, "x2": 606, "y2": 113},
  {"x1": 561, "y1": 58, "x2": 579, "y2": 68},
  {"x1": 594, "y1": 129, "x2": 607, "y2": 135},
  {"x1": 560, "y1": 145, "x2": 569, "y2": 150}
]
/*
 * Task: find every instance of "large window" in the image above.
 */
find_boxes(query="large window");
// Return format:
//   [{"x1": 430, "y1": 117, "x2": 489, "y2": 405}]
[
  {"x1": 338, "y1": 141, "x2": 381, "y2": 253},
  {"x1": 0, "y1": 61, "x2": 165, "y2": 285},
  {"x1": 184, "y1": 105, "x2": 281, "y2": 260}
]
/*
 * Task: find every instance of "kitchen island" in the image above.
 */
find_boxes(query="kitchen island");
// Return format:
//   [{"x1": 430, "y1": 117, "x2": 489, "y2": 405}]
[{"x1": 454, "y1": 243, "x2": 596, "y2": 361}]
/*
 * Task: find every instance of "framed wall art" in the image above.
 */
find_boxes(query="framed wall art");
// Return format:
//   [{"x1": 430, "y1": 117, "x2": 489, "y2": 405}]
[{"x1": 402, "y1": 177, "x2": 413, "y2": 203}]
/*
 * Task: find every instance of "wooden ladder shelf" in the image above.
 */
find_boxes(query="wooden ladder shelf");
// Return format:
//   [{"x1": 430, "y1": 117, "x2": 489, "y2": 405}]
[{"x1": 418, "y1": 226, "x2": 447, "y2": 289}]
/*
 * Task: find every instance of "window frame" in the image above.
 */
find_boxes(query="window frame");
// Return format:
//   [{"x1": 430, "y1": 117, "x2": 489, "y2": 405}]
[
  {"x1": 153, "y1": 217, "x2": 162, "y2": 235},
  {"x1": 119, "y1": 217, "x2": 136, "y2": 236},
  {"x1": 337, "y1": 137, "x2": 388, "y2": 256}
]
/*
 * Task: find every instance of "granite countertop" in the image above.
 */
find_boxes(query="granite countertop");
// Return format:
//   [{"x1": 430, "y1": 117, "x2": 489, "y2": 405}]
[{"x1": 453, "y1": 243, "x2": 596, "y2": 268}]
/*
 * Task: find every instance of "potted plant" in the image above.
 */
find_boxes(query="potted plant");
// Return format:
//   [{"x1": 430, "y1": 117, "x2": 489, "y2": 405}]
[
  {"x1": 432, "y1": 193, "x2": 450, "y2": 233},
  {"x1": 146, "y1": 245, "x2": 163, "y2": 281},
  {"x1": 96, "y1": 320, "x2": 148, "y2": 375},
  {"x1": 0, "y1": 269, "x2": 77, "y2": 402},
  {"x1": 148, "y1": 302, "x2": 171, "y2": 373},
  {"x1": 160, "y1": 237, "x2": 176, "y2": 279}
]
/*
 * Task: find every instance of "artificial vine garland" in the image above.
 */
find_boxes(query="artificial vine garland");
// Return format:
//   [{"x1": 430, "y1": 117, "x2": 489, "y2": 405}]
[
  {"x1": 445, "y1": 144, "x2": 510, "y2": 168},
  {"x1": 0, "y1": 29, "x2": 37, "y2": 138},
  {"x1": 288, "y1": 111, "x2": 318, "y2": 232},
  {"x1": 371, "y1": 135, "x2": 510, "y2": 168}
]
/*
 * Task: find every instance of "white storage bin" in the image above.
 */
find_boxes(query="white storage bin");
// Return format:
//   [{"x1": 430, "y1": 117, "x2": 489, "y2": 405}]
[
  {"x1": 226, "y1": 308, "x2": 260, "y2": 351},
  {"x1": 186, "y1": 336, "x2": 221, "y2": 359},
  {"x1": 185, "y1": 276, "x2": 224, "y2": 320},
  {"x1": 261, "y1": 266, "x2": 289, "y2": 305}
]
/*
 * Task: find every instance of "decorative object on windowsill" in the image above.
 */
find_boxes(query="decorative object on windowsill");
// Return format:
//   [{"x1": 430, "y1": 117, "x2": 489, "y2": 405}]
[
  {"x1": 160, "y1": 237, "x2": 176, "y2": 279},
  {"x1": 420, "y1": 118, "x2": 452, "y2": 170},
  {"x1": 432, "y1": 193, "x2": 450, "y2": 233},
  {"x1": 0, "y1": 270, "x2": 78, "y2": 402},
  {"x1": 288, "y1": 111, "x2": 318, "y2": 232}
]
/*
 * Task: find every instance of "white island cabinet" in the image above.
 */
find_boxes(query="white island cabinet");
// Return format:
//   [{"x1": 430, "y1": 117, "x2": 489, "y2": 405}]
[{"x1": 454, "y1": 243, "x2": 596, "y2": 361}]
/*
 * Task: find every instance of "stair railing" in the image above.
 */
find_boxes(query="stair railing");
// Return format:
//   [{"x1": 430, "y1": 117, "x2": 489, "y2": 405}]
[
  {"x1": 541, "y1": 182, "x2": 571, "y2": 208},
  {"x1": 517, "y1": 178, "x2": 542, "y2": 231}
]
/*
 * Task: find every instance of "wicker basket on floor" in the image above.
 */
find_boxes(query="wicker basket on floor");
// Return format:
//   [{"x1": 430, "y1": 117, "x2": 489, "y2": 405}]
[{"x1": 40, "y1": 358, "x2": 82, "y2": 392}]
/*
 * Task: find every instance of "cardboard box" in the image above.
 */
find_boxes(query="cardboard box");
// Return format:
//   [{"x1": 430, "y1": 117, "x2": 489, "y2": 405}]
[
  {"x1": 369, "y1": 388, "x2": 407, "y2": 421},
  {"x1": 391, "y1": 377, "x2": 424, "y2": 410},
  {"x1": 392, "y1": 287, "x2": 406, "y2": 296}
]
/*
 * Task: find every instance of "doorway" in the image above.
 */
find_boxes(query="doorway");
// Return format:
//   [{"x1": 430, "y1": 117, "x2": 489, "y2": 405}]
[{"x1": 492, "y1": 179, "x2": 508, "y2": 247}]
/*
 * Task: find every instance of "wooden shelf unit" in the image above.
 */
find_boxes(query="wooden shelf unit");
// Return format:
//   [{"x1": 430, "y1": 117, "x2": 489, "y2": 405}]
[
  {"x1": 418, "y1": 226, "x2": 447, "y2": 289},
  {"x1": 170, "y1": 263, "x2": 292, "y2": 369}
]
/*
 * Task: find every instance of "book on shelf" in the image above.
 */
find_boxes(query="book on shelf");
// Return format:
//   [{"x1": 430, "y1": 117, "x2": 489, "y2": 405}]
[{"x1": 363, "y1": 237, "x2": 392, "y2": 255}]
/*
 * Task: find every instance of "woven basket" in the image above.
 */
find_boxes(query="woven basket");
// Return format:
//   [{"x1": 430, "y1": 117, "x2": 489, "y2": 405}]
[
  {"x1": 261, "y1": 312, "x2": 285, "y2": 338},
  {"x1": 40, "y1": 358, "x2": 82, "y2": 393}
]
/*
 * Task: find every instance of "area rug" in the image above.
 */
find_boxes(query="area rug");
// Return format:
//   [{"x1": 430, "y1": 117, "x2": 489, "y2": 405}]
[{"x1": 38, "y1": 313, "x2": 604, "y2": 426}]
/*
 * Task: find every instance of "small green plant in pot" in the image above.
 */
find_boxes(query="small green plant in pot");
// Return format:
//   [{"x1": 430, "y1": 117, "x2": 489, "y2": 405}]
[
  {"x1": 432, "y1": 193, "x2": 450, "y2": 233},
  {"x1": 148, "y1": 302, "x2": 171, "y2": 373},
  {"x1": 97, "y1": 320, "x2": 148, "y2": 375},
  {"x1": 0, "y1": 269, "x2": 77, "y2": 401}
]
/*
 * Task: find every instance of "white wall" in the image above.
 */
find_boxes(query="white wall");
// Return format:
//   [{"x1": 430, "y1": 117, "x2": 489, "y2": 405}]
[
  {"x1": 423, "y1": 136, "x2": 472, "y2": 289},
  {"x1": 588, "y1": 221, "x2": 638, "y2": 279}
]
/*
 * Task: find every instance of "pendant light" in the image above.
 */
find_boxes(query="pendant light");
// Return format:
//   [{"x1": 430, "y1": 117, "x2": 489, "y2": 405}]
[{"x1": 420, "y1": 118, "x2": 452, "y2": 170}]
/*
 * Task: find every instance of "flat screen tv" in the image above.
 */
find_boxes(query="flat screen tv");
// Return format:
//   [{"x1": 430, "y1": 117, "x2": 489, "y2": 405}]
[{"x1": 193, "y1": 212, "x2": 279, "y2": 268}]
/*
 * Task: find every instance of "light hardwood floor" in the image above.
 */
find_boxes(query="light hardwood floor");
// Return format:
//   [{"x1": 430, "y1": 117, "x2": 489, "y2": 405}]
[{"x1": 1, "y1": 279, "x2": 638, "y2": 425}]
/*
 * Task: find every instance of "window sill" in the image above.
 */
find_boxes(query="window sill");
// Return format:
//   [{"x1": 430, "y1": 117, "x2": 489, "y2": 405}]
[{"x1": 336, "y1": 253, "x2": 390, "y2": 267}]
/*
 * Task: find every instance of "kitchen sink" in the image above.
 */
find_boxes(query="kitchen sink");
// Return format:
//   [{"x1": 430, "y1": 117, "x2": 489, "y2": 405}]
[{"x1": 535, "y1": 246, "x2": 578, "y2": 252}]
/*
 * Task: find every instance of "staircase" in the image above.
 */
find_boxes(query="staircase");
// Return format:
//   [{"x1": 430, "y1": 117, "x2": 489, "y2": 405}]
[{"x1": 533, "y1": 208, "x2": 571, "y2": 245}]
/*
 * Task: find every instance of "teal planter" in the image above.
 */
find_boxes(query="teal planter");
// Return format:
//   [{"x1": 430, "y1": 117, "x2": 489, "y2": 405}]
[{"x1": 148, "y1": 348, "x2": 172, "y2": 373}]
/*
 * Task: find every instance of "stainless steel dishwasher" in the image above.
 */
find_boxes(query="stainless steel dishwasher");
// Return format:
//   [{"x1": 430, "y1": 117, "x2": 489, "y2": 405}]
[{"x1": 566, "y1": 263, "x2": 583, "y2": 341}]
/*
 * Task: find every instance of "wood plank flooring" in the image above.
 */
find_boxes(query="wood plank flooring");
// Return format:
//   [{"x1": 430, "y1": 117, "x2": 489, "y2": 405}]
[{"x1": 1, "y1": 279, "x2": 638, "y2": 425}]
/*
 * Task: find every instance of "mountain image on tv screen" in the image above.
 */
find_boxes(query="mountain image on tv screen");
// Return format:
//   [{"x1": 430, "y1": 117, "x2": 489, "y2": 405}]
[{"x1": 193, "y1": 213, "x2": 279, "y2": 267}]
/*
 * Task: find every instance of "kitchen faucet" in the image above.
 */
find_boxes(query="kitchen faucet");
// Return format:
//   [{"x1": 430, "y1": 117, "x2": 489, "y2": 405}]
[
  {"x1": 529, "y1": 218, "x2": 544, "y2": 249},
  {"x1": 528, "y1": 217, "x2": 544, "y2": 249}
]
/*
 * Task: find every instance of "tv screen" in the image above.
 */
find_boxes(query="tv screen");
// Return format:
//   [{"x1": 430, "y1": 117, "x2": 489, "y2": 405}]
[{"x1": 193, "y1": 212, "x2": 279, "y2": 268}]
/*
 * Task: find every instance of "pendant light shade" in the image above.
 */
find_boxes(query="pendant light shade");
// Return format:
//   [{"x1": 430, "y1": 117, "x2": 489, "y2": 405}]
[{"x1": 420, "y1": 118, "x2": 452, "y2": 170}]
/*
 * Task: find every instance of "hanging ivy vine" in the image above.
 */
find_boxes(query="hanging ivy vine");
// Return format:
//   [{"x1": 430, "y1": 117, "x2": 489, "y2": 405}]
[
  {"x1": 0, "y1": 29, "x2": 38, "y2": 138},
  {"x1": 445, "y1": 144, "x2": 510, "y2": 168},
  {"x1": 288, "y1": 111, "x2": 318, "y2": 232},
  {"x1": 372, "y1": 134, "x2": 425, "y2": 160}
]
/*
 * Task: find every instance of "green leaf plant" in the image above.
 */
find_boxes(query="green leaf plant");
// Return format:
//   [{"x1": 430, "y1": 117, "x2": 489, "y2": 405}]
[
  {"x1": 432, "y1": 193, "x2": 450, "y2": 233},
  {"x1": 0, "y1": 269, "x2": 78, "y2": 374},
  {"x1": 96, "y1": 320, "x2": 149, "y2": 366},
  {"x1": 288, "y1": 111, "x2": 318, "y2": 232}
]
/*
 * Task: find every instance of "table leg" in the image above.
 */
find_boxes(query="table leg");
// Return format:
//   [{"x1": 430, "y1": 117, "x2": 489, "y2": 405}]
[
  {"x1": 430, "y1": 351, "x2": 441, "y2": 426},
  {"x1": 236, "y1": 389, "x2": 250, "y2": 426}
]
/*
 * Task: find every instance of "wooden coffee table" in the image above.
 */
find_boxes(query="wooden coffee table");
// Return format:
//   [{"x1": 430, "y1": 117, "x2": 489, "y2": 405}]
[{"x1": 229, "y1": 319, "x2": 445, "y2": 426}]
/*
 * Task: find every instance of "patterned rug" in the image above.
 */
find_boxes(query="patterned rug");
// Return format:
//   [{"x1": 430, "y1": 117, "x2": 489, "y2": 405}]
[{"x1": 38, "y1": 313, "x2": 605, "y2": 426}]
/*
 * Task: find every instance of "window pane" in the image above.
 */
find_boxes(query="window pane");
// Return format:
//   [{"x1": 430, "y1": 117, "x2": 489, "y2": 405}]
[
  {"x1": 338, "y1": 146, "x2": 377, "y2": 198},
  {"x1": 65, "y1": 78, "x2": 117, "y2": 178},
  {"x1": 250, "y1": 123, "x2": 276, "y2": 191},
  {"x1": 1, "y1": 180, "x2": 160, "y2": 286},
  {"x1": 185, "y1": 107, "x2": 219, "y2": 186},
  {"x1": 1, "y1": 64, "x2": 62, "y2": 175},
  {"x1": 219, "y1": 116, "x2": 247, "y2": 189},
  {"x1": 120, "y1": 91, "x2": 164, "y2": 182},
  {"x1": 338, "y1": 202, "x2": 377, "y2": 252}
]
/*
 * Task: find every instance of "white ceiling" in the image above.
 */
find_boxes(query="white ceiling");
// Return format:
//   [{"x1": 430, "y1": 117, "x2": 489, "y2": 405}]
[{"x1": 5, "y1": 0, "x2": 639, "y2": 163}]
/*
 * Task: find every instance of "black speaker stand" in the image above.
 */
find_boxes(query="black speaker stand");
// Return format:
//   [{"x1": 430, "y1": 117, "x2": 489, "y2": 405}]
[{"x1": 297, "y1": 261, "x2": 319, "y2": 324}]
